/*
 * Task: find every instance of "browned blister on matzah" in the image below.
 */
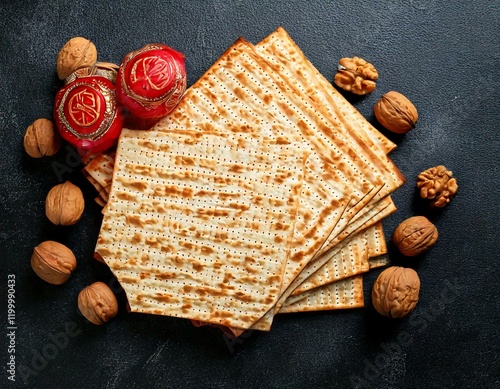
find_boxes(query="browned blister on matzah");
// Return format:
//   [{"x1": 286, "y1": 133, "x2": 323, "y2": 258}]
[{"x1": 96, "y1": 130, "x2": 307, "y2": 330}]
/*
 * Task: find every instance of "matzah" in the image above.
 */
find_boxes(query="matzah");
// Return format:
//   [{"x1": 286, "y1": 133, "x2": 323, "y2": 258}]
[
  {"x1": 94, "y1": 27, "x2": 403, "y2": 332},
  {"x1": 253, "y1": 30, "x2": 403, "y2": 258},
  {"x1": 223, "y1": 37, "x2": 403, "y2": 329},
  {"x1": 252, "y1": 28, "x2": 399, "y2": 302},
  {"x1": 369, "y1": 255, "x2": 390, "y2": 269},
  {"x1": 288, "y1": 195, "x2": 395, "y2": 296},
  {"x1": 83, "y1": 151, "x2": 116, "y2": 191},
  {"x1": 245, "y1": 30, "x2": 403, "y2": 327},
  {"x1": 367, "y1": 222, "x2": 387, "y2": 258},
  {"x1": 147, "y1": 38, "x2": 392, "y2": 329},
  {"x1": 280, "y1": 275, "x2": 365, "y2": 313},
  {"x1": 260, "y1": 27, "x2": 396, "y2": 155},
  {"x1": 96, "y1": 130, "x2": 307, "y2": 330},
  {"x1": 281, "y1": 224, "x2": 389, "y2": 311}
]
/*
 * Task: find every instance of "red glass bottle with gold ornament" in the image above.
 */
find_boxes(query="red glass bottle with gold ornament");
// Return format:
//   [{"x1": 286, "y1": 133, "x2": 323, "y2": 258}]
[
  {"x1": 116, "y1": 43, "x2": 187, "y2": 120},
  {"x1": 53, "y1": 63, "x2": 125, "y2": 156}
]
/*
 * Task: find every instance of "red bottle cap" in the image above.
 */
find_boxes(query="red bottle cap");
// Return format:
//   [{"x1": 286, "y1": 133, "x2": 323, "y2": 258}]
[
  {"x1": 54, "y1": 71, "x2": 124, "y2": 156},
  {"x1": 116, "y1": 43, "x2": 187, "y2": 120}
]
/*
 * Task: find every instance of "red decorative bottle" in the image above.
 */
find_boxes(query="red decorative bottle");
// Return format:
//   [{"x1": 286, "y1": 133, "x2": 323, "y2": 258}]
[
  {"x1": 53, "y1": 63, "x2": 124, "y2": 156},
  {"x1": 116, "y1": 43, "x2": 187, "y2": 120}
]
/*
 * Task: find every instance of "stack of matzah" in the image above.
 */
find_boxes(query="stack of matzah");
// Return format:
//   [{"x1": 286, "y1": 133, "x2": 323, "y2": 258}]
[{"x1": 91, "y1": 27, "x2": 405, "y2": 332}]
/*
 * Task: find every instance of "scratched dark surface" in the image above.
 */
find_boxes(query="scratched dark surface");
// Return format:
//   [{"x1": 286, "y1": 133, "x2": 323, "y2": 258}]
[{"x1": 1, "y1": 1, "x2": 499, "y2": 388}]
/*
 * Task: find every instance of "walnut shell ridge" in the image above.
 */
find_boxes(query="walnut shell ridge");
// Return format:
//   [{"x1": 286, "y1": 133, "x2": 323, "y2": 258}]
[
  {"x1": 372, "y1": 266, "x2": 420, "y2": 318},
  {"x1": 56, "y1": 37, "x2": 98, "y2": 80},
  {"x1": 392, "y1": 216, "x2": 438, "y2": 256},
  {"x1": 23, "y1": 118, "x2": 61, "y2": 158},
  {"x1": 78, "y1": 282, "x2": 118, "y2": 325},
  {"x1": 45, "y1": 181, "x2": 85, "y2": 226},
  {"x1": 374, "y1": 91, "x2": 418, "y2": 134},
  {"x1": 31, "y1": 241, "x2": 77, "y2": 285}
]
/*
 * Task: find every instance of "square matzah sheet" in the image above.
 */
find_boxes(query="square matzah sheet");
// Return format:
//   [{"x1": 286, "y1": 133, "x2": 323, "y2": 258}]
[{"x1": 96, "y1": 130, "x2": 307, "y2": 330}]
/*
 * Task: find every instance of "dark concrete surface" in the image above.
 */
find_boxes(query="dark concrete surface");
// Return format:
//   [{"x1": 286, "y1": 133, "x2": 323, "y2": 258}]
[{"x1": 1, "y1": 1, "x2": 499, "y2": 388}]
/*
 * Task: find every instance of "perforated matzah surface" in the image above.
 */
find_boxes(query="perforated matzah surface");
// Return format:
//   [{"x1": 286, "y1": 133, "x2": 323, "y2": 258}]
[
  {"x1": 146, "y1": 38, "x2": 391, "y2": 330},
  {"x1": 93, "y1": 28, "x2": 403, "y2": 331},
  {"x1": 83, "y1": 151, "x2": 116, "y2": 191},
  {"x1": 367, "y1": 222, "x2": 387, "y2": 258},
  {"x1": 280, "y1": 275, "x2": 364, "y2": 313},
  {"x1": 245, "y1": 30, "x2": 403, "y2": 328},
  {"x1": 282, "y1": 222, "x2": 389, "y2": 310},
  {"x1": 292, "y1": 219, "x2": 389, "y2": 295},
  {"x1": 96, "y1": 130, "x2": 307, "y2": 330},
  {"x1": 259, "y1": 27, "x2": 396, "y2": 155},
  {"x1": 281, "y1": 222, "x2": 390, "y2": 311},
  {"x1": 368, "y1": 255, "x2": 390, "y2": 269}
]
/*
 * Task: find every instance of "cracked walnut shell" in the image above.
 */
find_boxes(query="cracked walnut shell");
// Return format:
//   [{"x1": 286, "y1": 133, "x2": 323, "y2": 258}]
[
  {"x1": 417, "y1": 165, "x2": 458, "y2": 208},
  {"x1": 45, "y1": 181, "x2": 85, "y2": 226},
  {"x1": 392, "y1": 216, "x2": 438, "y2": 256},
  {"x1": 78, "y1": 282, "x2": 118, "y2": 325},
  {"x1": 56, "y1": 37, "x2": 98, "y2": 80},
  {"x1": 372, "y1": 267, "x2": 420, "y2": 318},
  {"x1": 334, "y1": 56, "x2": 378, "y2": 95},
  {"x1": 374, "y1": 91, "x2": 418, "y2": 134},
  {"x1": 23, "y1": 118, "x2": 62, "y2": 158},
  {"x1": 31, "y1": 241, "x2": 77, "y2": 285}
]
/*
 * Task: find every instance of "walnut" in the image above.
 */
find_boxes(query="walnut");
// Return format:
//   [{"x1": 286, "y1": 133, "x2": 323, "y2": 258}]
[
  {"x1": 417, "y1": 165, "x2": 458, "y2": 208},
  {"x1": 31, "y1": 241, "x2": 77, "y2": 285},
  {"x1": 392, "y1": 216, "x2": 438, "y2": 256},
  {"x1": 23, "y1": 118, "x2": 62, "y2": 158},
  {"x1": 56, "y1": 37, "x2": 98, "y2": 80},
  {"x1": 372, "y1": 266, "x2": 420, "y2": 318},
  {"x1": 78, "y1": 282, "x2": 118, "y2": 325},
  {"x1": 334, "y1": 56, "x2": 378, "y2": 95},
  {"x1": 45, "y1": 181, "x2": 85, "y2": 226},
  {"x1": 374, "y1": 91, "x2": 418, "y2": 134}
]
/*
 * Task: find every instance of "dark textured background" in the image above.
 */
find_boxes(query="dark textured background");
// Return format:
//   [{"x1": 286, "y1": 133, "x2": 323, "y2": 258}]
[{"x1": 1, "y1": 1, "x2": 499, "y2": 388}]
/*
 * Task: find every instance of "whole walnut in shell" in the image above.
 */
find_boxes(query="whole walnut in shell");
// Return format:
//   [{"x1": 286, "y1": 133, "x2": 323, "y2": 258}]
[
  {"x1": 78, "y1": 282, "x2": 118, "y2": 325},
  {"x1": 56, "y1": 37, "x2": 97, "y2": 80},
  {"x1": 45, "y1": 181, "x2": 85, "y2": 226},
  {"x1": 417, "y1": 165, "x2": 458, "y2": 208},
  {"x1": 374, "y1": 91, "x2": 418, "y2": 134},
  {"x1": 23, "y1": 118, "x2": 62, "y2": 158},
  {"x1": 372, "y1": 266, "x2": 420, "y2": 318},
  {"x1": 31, "y1": 241, "x2": 77, "y2": 285},
  {"x1": 334, "y1": 56, "x2": 378, "y2": 95},
  {"x1": 392, "y1": 216, "x2": 438, "y2": 256}
]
